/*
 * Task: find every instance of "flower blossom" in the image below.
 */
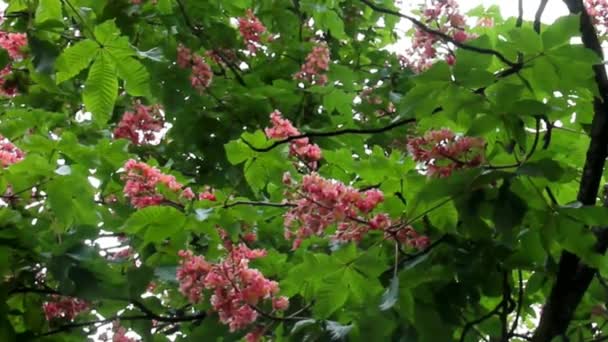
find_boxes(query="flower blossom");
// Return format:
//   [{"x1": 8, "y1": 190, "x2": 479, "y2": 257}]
[
  {"x1": 399, "y1": 0, "x2": 473, "y2": 72},
  {"x1": 42, "y1": 295, "x2": 89, "y2": 321},
  {"x1": 238, "y1": 9, "x2": 267, "y2": 53},
  {"x1": 294, "y1": 43, "x2": 330, "y2": 85},
  {"x1": 406, "y1": 128, "x2": 485, "y2": 177},
  {"x1": 121, "y1": 159, "x2": 190, "y2": 208},
  {"x1": 0, "y1": 32, "x2": 27, "y2": 60},
  {"x1": 265, "y1": 110, "x2": 322, "y2": 169},
  {"x1": 111, "y1": 322, "x2": 139, "y2": 342},
  {"x1": 176, "y1": 243, "x2": 288, "y2": 332},
  {"x1": 282, "y1": 172, "x2": 388, "y2": 248},
  {"x1": 176, "y1": 44, "x2": 213, "y2": 93},
  {"x1": 0, "y1": 31, "x2": 27, "y2": 97},
  {"x1": 113, "y1": 102, "x2": 164, "y2": 145},
  {"x1": 586, "y1": 0, "x2": 608, "y2": 36},
  {"x1": 0, "y1": 135, "x2": 24, "y2": 167}
]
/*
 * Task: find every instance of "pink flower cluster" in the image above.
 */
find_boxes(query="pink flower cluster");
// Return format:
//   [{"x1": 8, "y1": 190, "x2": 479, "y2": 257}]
[
  {"x1": 586, "y1": 0, "x2": 608, "y2": 36},
  {"x1": 176, "y1": 44, "x2": 213, "y2": 93},
  {"x1": 282, "y1": 172, "x2": 389, "y2": 249},
  {"x1": 0, "y1": 32, "x2": 26, "y2": 97},
  {"x1": 388, "y1": 225, "x2": 431, "y2": 250},
  {"x1": 107, "y1": 247, "x2": 133, "y2": 260},
  {"x1": 0, "y1": 135, "x2": 24, "y2": 167},
  {"x1": 99, "y1": 322, "x2": 139, "y2": 342},
  {"x1": 0, "y1": 32, "x2": 26, "y2": 60},
  {"x1": 42, "y1": 295, "x2": 89, "y2": 321},
  {"x1": 399, "y1": 0, "x2": 472, "y2": 72},
  {"x1": 407, "y1": 128, "x2": 485, "y2": 177},
  {"x1": 265, "y1": 110, "x2": 322, "y2": 169},
  {"x1": 238, "y1": 9, "x2": 267, "y2": 53},
  {"x1": 177, "y1": 244, "x2": 288, "y2": 332},
  {"x1": 113, "y1": 102, "x2": 164, "y2": 145},
  {"x1": 293, "y1": 43, "x2": 330, "y2": 85},
  {"x1": 122, "y1": 159, "x2": 192, "y2": 208}
]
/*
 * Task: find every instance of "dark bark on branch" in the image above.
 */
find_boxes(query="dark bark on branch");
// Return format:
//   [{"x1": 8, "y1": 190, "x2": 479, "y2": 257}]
[
  {"x1": 242, "y1": 117, "x2": 417, "y2": 152},
  {"x1": 532, "y1": 1, "x2": 608, "y2": 340},
  {"x1": 534, "y1": 0, "x2": 550, "y2": 33},
  {"x1": 517, "y1": 0, "x2": 524, "y2": 28},
  {"x1": 357, "y1": 0, "x2": 519, "y2": 67}
]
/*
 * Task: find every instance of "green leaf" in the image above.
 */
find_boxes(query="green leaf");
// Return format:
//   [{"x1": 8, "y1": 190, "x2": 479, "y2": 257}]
[
  {"x1": 127, "y1": 266, "x2": 154, "y2": 298},
  {"x1": 115, "y1": 57, "x2": 151, "y2": 97},
  {"x1": 542, "y1": 14, "x2": 581, "y2": 50},
  {"x1": 379, "y1": 276, "x2": 399, "y2": 311},
  {"x1": 517, "y1": 159, "x2": 575, "y2": 182},
  {"x1": 123, "y1": 206, "x2": 186, "y2": 234},
  {"x1": 427, "y1": 200, "x2": 458, "y2": 232},
  {"x1": 83, "y1": 52, "x2": 118, "y2": 123},
  {"x1": 493, "y1": 181, "x2": 527, "y2": 235},
  {"x1": 55, "y1": 39, "x2": 99, "y2": 83},
  {"x1": 35, "y1": 0, "x2": 62, "y2": 25},
  {"x1": 313, "y1": 270, "x2": 349, "y2": 318},
  {"x1": 324, "y1": 89, "x2": 354, "y2": 116},
  {"x1": 325, "y1": 321, "x2": 353, "y2": 340}
]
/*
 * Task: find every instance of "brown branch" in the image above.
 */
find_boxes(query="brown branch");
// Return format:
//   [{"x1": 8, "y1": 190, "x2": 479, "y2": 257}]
[
  {"x1": 357, "y1": 0, "x2": 519, "y2": 67},
  {"x1": 532, "y1": 0, "x2": 608, "y2": 340},
  {"x1": 534, "y1": 0, "x2": 550, "y2": 33},
  {"x1": 517, "y1": 0, "x2": 524, "y2": 28},
  {"x1": 460, "y1": 300, "x2": 505, "y2": 342},
  {"x1": 242, "y1": 116, "x2": 416, "y2": 153},
  {"x1": 40, "y1": 311, "x2": 207, "y2": 337},
  {"x1": 222, "y1": 200, "x2": 296, "y2": 209}
]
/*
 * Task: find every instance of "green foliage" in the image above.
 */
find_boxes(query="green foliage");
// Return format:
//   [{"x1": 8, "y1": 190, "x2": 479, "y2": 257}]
[{"x1": 0, "y1": 1, "x2": 606, "y2": 341}]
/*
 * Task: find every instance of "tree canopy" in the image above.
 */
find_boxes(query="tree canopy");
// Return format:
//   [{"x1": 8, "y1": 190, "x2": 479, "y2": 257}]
[{"x1": 1, "y1": 0, "x2": 608, "y2": 341}]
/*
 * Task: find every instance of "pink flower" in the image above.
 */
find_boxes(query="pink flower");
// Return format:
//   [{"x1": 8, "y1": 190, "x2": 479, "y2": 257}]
[
  {"x1": 272, "y1": 296, "x2": 289, "y2": 310},
  {"x1": 453, "y1": 30, "x2": 469, "y2": 43},
  {"x1": 282, "y1": 173, "x2": 388, "y2": 248},
  {"x1": 42, "y1": 296, "x2": 89, "y2": 321},
  {"x1": 121, "y1": 159, "x2": 188, "y2": 208},
  {"x1": 190, "y1": 55, "x2": 213, "y2": 93},
  {"x1": 406, "y1": 128, "x2": 485, "y2": 178},
  {"x1": 238, "y1": 9, "x2": 267, "y2": 53},
  {"x1": 181, "y1": 187, "x2": 195, "y2": 200},
  {"x1": 264, "y1": 110, "x2": 322, "y2": 169},
  {"x1": 114, "y1": 102, "x2": 164, "y2": 145},
  {"x1": 112, "y1": 322, "x2": 139, "y2": 342},
  {"x1": 0, "y1": 32, "x2": 27, "y2": 60},
  {"x1": 0, "y1": 135, "x2": 24, "y2": 167},
  {"x1": 293, "y1": 43, "x2": 330, "y2": 85},
  {"x1": 177, "y1": 44, "x2": 192, "y2": 68},
  {"x1": 399, "y1": 0, "x2": 472, "y2": 73},
  {"x1": 177, "y1": 244, "x2": 286, "y2": 332},
  {"x1": 586, "y1": 0, "x2": 608, "y2": 35}
]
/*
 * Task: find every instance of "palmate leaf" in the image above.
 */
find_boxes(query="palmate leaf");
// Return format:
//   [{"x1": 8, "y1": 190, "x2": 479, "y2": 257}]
[
  {"x1": 83, "y1": 51, "x2": 118, "y2": 124},
  {"x1": 35, "y1": 0, "x2": 62, "y2": 25},
  {"x1": 55, "y1": 39, "x2": 99, "y2": 83},
  {"x1": 115, "y1": 56, "x2": 151, "y2": 97}
]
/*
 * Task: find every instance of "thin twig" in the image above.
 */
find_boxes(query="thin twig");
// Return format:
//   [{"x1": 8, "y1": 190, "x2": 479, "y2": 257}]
[
  {"x1": 460, "y1": 300, "x2": 505, "y2": 342},
  {"x1": 358, "y1": 0, "x2": 519, "y2": 67},
  {"x1": 222, "y1": 200, "x2": 296, "y2": 208},
  {"x1": 534, "y1": 0, "x2": 550, "y2": 33},
  {"x1": 508, "y1": 270, "x2": 525, "y2": 340},
  {"x1": 242, "y1": 116, "x2": 416, "y2": 152},
  {"x1": 517, "y1": 0, "x2": 524, "y2": 27}
]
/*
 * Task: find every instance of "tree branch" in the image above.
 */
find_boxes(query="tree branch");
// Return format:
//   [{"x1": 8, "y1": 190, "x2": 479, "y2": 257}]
[
  {"x1": 222, "y1": 200, "x2": 296, "y2": 209},
  {"x1": 534, "y1": 0, "x2": 550, "y2": 33},
  {"x1": 460, "y1": 300, "x2": 505, "y2": 342},
  {"x1": 40, "y1": 311, "x2": 207, "y2": 337},
  {"x1": 532, "y1": 0, "x2": 608, "y2": 340},
  {"x1": 517, "y1": 0, "x2": 524, "y2": 28},
  {"x1": 242, "y1": 116, "x2": 416, "y2": 152},
  {"x1": 357, "y1": 0, "x2": 519, "y2": 67}
]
